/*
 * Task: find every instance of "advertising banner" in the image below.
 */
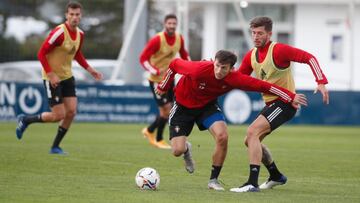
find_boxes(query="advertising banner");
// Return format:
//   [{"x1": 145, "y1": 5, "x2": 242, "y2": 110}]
[{"x1": 1, "y1": 82, "x2": 359, "y2": 125}]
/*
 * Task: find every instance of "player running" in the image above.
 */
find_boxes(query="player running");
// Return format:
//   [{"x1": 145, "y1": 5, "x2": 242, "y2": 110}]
[
  {"x1": 15, "y1": 1, "x2": 102, "y2": 154},
  {"x1": 230, "y1": 16, "x2": 329, "y2": 193},
  {"x1": 139, "y1": 14, "x2": 190, "y2": 149},
  {"x1": 156, "y1": 50, "x2": 307, "y2": 191}
]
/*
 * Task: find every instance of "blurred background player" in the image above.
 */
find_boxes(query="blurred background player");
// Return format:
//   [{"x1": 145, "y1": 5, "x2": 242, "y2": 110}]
[
  {"x1": 230, "y1": 16, "x2": 329, "y2": 193},
  {"x1": 156, "y1": 50, "x2": 307, "y2": 191},
  {"x1": 15, "y1": 1, "x2": 103, "y2": 154},
  {"x1": 139, "y1": 14, "x2": 190, "y2": 149}
]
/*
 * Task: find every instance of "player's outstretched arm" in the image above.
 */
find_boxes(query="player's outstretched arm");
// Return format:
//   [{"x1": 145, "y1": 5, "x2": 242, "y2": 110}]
[{"x1": 314, "y1": 84, "x2": 329, "y2": 105}]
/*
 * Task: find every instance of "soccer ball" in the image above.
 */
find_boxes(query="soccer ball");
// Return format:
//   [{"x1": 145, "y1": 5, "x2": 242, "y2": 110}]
[{"x1": 135, "y1": 167, "x2": 160, "y2": 190}]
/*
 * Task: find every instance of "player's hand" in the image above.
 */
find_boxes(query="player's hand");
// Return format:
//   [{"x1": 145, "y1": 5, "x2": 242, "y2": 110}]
[
  {"x1": 87, "y1": 66, "x2": 103, "y2": 81},
  {"x1": 291, "y1": 93, "x2": 308, "y2": 109},
  {"x1": 47, "y1": 72, "x2": 60, "y2": 88},
  {"x1": 314, "y1": 84, "x2": 329, "y2": 105}
]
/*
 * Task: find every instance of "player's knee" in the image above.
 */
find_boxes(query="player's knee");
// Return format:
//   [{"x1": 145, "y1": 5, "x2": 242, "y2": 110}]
[
  {"x1": 66, "y1": 109, "x2": 77, "y2": 119},
  {"x1": 172, "y1": 148, "x2": 184, "y2": 157},
  {"x1": 216, "y1": 132, "x2": 228, "y2": 147}
]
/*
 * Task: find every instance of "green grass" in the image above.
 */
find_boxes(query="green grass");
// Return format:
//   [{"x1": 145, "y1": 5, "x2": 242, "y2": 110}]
[{"x1": 1, "y1": 122, "x2": 359, "y2": 203}]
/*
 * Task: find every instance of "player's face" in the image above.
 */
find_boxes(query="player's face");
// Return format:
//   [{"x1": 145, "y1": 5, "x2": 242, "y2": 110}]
[
  {"x1": 214, "y1": 59, "x2": 232, "y2": 80},
  {"x1": 164, "y1": 18, "x2": 177, "y2": 35},
  {"x1": 251, "y1": 26, "x2": 272, "y2": 48},
  {"x1": 66, "y1": 8, "x2": 82, "y2": 28}
]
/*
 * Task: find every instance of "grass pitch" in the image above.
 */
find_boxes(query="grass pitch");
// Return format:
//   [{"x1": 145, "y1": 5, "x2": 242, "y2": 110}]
[{"x1": 1, "y1": 122, "x2": 359, "y2": 203}]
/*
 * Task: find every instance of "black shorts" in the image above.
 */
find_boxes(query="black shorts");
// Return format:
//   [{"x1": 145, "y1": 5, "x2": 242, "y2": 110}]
[
  {"x1": 260, "y1": 99, "x2": 297, "y2": 131},
  {"x1": 168, "y1": 101, "x2": 225, "y2": 140},
  {"x1": 149, "y1": 81, "x2": 174, "y2": 106},
  {"x1": 43, "y1": 76, "x2": 76, "y2": 107}
]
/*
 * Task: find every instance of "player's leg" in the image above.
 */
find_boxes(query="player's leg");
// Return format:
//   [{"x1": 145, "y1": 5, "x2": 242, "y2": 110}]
[
  {"x1": 207, "y1": 120, "x2": 228, "y2": 191},
  {"x1": 155, "y1": 102, "x2": 172, "y2": 149},
  {"x1": 49, "y1": 77, "x2": 77, "y2": 154},
  {"x1": 142, "y1": 81, "x2": 161, "y2": 147},
  {"x1": 197, "y1": 103, "x2": 227, "y2": 190},
  {"x1": 257, "y1": 100, "x2": 296, "y2": 189},
  {"x1": 259, "y1": 144, "x2": 287, "y2": 189},
  {"x1": 169, "y1": 102, "x2": 195, "y2": 173},
  {"x1": 49, "y1": 96, "x2": 76, "y2": 154},
  {"x1": 230, "y1": 115, "x2": 270, "y2": 193}
]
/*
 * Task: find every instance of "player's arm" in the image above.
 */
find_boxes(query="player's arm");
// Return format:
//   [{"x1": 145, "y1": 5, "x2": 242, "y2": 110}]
[
  {"x1": 37, "y1": 27, "x2": 63, "y2": 88},
  {"x1": 238, "y1": 51, "x2": 253, "y2": 75},
  {"x1": 179, "y1": 35, "x2": 191, "y2": 61},
  {"x1": 74, "y1": 32, "x2": 103, "y2": 81},
  {"x1": 274, "y1": 43, "x2": 329, "y2": 104},
  {"x1": 229, "y1": 72, "x2": 307, "y2": 108},
  {"x1": 139, "y1": 36, "x2": 161, "y2": 75}
]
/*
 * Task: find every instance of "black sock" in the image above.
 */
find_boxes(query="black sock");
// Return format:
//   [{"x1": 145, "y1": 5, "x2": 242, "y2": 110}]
[
  {"x1": 210, "y1": 165, "x2": 222, "y2": 180},
  {"x1": 148, "y1": 116, "x2": 160, "y2": 133},
  {"x1": 247, "y1": 164, "x2": 260, "y2": 187},
  {"x1": 51, "y1": 126, "x2": 68, "y2": 148},
  {"x1": 156, "y1": 117, "x2": 167, "y2": 141},
  {"x1": 24, "y1": 114, "x2": 43, "y2": 124},
  {"x1": 265, "y1": 161, "x2": 282, "y2": 180}
]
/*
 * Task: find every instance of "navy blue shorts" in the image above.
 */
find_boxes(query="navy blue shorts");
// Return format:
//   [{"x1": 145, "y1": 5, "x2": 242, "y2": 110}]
[
  {"x1": 260, "y1": 99, "x2": 297, "y2": 131},
  {"x1": 43, "y1": 76, "x2": 76, "y2": 107},
  {"x1": 168, "y1": 100, "x2": 225, "y2": 140}
]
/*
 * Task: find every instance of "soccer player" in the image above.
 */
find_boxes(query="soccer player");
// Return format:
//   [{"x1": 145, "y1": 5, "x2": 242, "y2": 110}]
[
  {"x1": 229, "y1": 16, "x2": 329, "y2": 193},
  {"x1": 156, "y1": 50, "x2": 307, "y2": 191},
  {"x1": 15, "y1": 1, "x2": 103, "y2": 154},
  {"x1": 139, "y1": 14, "x2": 190, "y2": 149}
]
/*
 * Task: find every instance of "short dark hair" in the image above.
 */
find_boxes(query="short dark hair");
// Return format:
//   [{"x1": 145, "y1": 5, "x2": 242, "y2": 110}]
[
  {"x1": 164, "y1": 14, "x2": 177, "y2": 22},
  {"x1": 66, "y1": 1, "x2": 82, "y2": 12},
  {"x1": 250, "y1": 16, "x2": 273, "y2": 32},
  {"x1": 215, "y1": 50, "x2": 237, "y2": 67}
]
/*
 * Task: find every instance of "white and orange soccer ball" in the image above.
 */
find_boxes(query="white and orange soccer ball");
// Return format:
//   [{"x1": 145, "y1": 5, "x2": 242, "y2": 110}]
[{"x1": 135, "y1": 167, "x2": 160, "y2": 190}]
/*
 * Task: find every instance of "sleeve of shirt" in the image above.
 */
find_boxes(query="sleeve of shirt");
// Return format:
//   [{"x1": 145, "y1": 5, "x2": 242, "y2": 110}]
[
  {"x1": 238, "y1": 51, "x2": 253, "y2": 75},
  {"x1": 157, "y1": 58, "x2": 195, "y2": 92},
  {"x1": 139, "y1": 36, "x2": 161, "y2": 75},
  {"x1": 274, "y1": 43, "x2": 328, "y2": 84},
  {"x1": 74, "y1": 31, "x2": 89, "y2": 69},
  {"x1": 37, "y1": 27, "x2": 64, "y2": 73},
  {"x1": 179, "y1": 35, "x2": 191, "y2": 61},
  {"x1": 228, "y1": 72, "x2": 295, "y2": 103}
]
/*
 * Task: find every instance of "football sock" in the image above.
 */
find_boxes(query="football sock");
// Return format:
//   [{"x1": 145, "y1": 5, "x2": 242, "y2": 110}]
[
  {"x1": 156, "y1": 117, "x2": 167, "y2": 142},
  {"x1": 265, "y1": 161, "x2": 282, "y2": 180},
  {"x1": 210, "y1": 165, "x2": 222, "y2": 180},
  {"x1": 51, "y1": 126, "x2": 68, "y2": 148},
  {"x1": 247, "y1": 164, "x2": 260, "y2": 187},
  {"x1": 24, "y1": 114, "x2": 43, "y2": 124},
  {"x1": 148, "y1": 116, "x2": 160, "y2": 133}
]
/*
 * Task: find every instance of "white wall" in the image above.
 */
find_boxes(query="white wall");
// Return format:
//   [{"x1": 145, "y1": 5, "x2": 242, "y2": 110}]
[
  {"x1": 201, "y1": 3, "x2": 226, "y2": 59},
  {"x1": 294, "y1": 4, "x2": 359, "y2": 90}
]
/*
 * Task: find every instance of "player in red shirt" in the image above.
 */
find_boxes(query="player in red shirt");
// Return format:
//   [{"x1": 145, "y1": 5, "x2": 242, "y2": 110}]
[
  {"x1": 15, "y1": 2, "x2": 102, "y2": 154},
  {"x1": 230, "y1": 16, "x2": 329, "y2": 193},
  {"x1": 156, "y1": 50, "x2": 307, "y2": 190},
  {"x1": 140, "y1": 14, "x2": 190, "y2": 149}
]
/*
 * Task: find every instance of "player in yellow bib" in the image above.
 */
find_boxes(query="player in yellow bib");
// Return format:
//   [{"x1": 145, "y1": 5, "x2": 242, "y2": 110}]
[
  {"x1": 16, "y1": 2, "x2": 102, "y2": 154},
  {"x1": 230, "y1": 16, "x2": 329, "y2": 193},
  {"x1": 140, "y1": 14, "x2": 190, "y2": 149}
]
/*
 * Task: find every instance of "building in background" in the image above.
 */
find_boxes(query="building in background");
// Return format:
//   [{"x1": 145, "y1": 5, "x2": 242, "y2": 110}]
[{"x1": 121, "y1": 0, "x2": 360, "y2": 90}]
